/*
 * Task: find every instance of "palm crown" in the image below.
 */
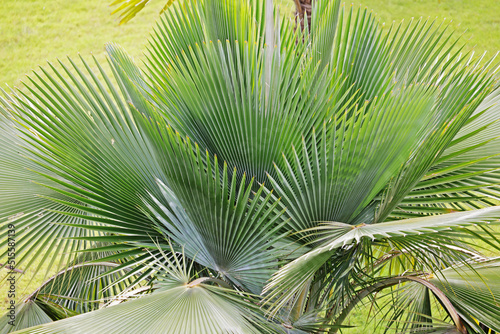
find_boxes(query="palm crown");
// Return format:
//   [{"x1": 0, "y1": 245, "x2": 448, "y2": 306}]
[{"x1": 2, "y1": 0, "x2": 500, "y2": 333}]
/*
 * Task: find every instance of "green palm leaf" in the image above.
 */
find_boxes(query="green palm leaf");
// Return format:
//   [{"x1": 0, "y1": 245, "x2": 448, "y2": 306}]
[
  {"x1": 142, "y1": 127, "x2": 287, "y2": 293},
  {"x1": 0, "y1": 301, "x2": 52, "y2": 334},
  {"x1": 376, "y1": 58, "x2": 499, "y2": 222},
  {"x1": 12, "y1": 285, "x2": 273, "y2": 334},
  {"x1": 401, "y1": 88, "x2": 500, "y2": 216},
  {"x1": 143, "y1": 0, "x2": 353, "y2": 185},
  {"x1": 11, "y1": 247, "x2": 279, "y2": 334},
  {"x1": 268, "y1": 85, "x2": 436, "y2": 238},
  {"x1": 0, "y1": 260, "x2": 143, "y2": 333},
  {"x1": 0, "y1": 93, "x2": 99, "y2": 281},
  {"x1": 110, "y1": 0, "x2": 175, "y2": 25},
  {"x1": 264, "y1": 207, "x2": 500, "y2": 312},
  {"x1": 431, "y1": 258, "x2": 500, "y2": 333}
]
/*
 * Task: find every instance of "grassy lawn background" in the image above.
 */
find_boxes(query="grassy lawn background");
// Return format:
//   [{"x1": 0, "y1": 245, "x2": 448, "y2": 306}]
[
  {"x1": 2, "y1": 0, "x2": 500, "y2": 89},
  {"x1": 1, "y1": 0, "x2": 500, "y2": 332}
]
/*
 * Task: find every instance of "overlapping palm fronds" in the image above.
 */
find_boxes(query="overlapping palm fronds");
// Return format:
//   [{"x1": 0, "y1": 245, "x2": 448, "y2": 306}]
[{"x1": 2, "y1": 0, "x2": 500, "y2": 333}]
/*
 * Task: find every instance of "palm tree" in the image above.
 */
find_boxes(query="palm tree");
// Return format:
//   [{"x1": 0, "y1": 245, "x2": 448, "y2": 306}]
[
  {"x1": 293, "y1": 0, "x2": 312, "y2": 31},
  {"x1": 2, "y1": 0, "x2": 500, "y2": 333}
]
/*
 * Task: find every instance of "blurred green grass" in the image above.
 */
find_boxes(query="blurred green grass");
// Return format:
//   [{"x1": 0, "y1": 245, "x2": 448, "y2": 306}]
[
  {"x1": 0, "y1": 0, "x2": 165, "y2": 88},
  {"x1": 2, "y1": 0, "x2": 500, "y2": 88},
  {"x1": 1, "y1": 0, "x2": 500, "y2": 332}
]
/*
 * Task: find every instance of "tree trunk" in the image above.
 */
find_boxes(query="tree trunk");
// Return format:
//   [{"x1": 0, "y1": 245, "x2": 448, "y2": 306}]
[{"x1": 294, "y1": 0, "x2": 312, "y2": 31}]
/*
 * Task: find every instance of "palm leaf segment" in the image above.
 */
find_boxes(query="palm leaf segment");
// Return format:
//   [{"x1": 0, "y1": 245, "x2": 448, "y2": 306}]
[
  {"x1": 264, "y1": 207, "x2": 500, "y2": 312},
  {"x1": 267, "y1": 87, "x2": 436, "y2": 237},
  {"x1": 431, "y1": 258, "x2": 500, "y2": 332},
  {"x1": 146, "y1": 0, "x2": 352, "y2": 184},
  {"x1": 0, "y1": 258, "x2": 143, "y2": 334},
  {"x1": 401, "y1": 90, "x2": 500, "y2": 217},
  {"x1": 7, "y1": 249, "x2": 278, "y2": 334},
  {"x1": 0, "y1": 52, "x2": 169, "y2": 283},
  {"x1": 373, "y1": 259, "x2": 500, "y2": 333},
  {"x1": 140, "y1": 124, "x2": 287, "y2": 293}
]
